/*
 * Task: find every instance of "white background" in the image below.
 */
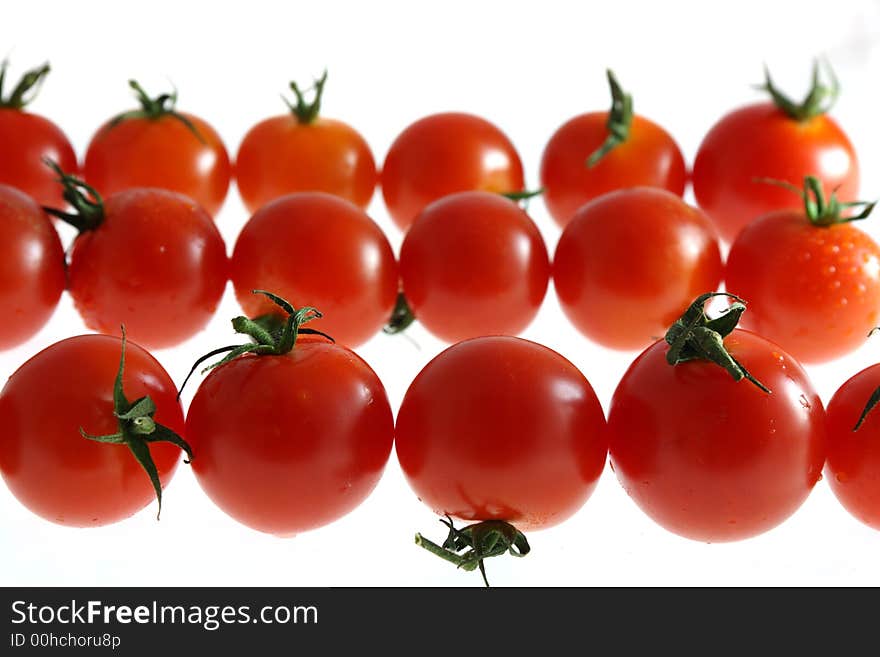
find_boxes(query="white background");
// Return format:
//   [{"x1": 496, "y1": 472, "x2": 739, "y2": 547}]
[{"x1": 2, "y1": 0, "x2": 880, "y2": 586}]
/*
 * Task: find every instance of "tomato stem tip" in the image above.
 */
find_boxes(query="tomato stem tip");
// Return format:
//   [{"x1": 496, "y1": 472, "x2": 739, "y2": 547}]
[{"x1": 414, "y1": 516, "x2": 530, "y2": 587}]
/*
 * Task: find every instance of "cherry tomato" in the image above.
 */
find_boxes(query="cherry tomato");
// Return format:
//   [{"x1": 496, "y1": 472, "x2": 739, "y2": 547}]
[
  {"x1": 725, "y1": 178, "x2": 880, "y2": 364},
  {"x1": 83, "y1": 81, "x2": 231, "y2": 217},
  {"x1": 0, "y1": 62, "x2": 78, "y2": 208},
  {"x1": 395, "y1": 335, "x2": 607, "y2": 532},
  {"x1": 693, "y1": 63, "x2": 858, "y2": 242},
  {"x1": 540, "y1": 70, "x2": 686, "y2": 227},
  {"x1": 607, "y1": 295, "x2": 826, "y2": 542},
  {"x1": 185, "y1": 297, "x2": 395, "y2": 536},
  {"x1": 398, "y1": 191, "x2": 548, "y2": 342},
  {"x1": 554, "y1": 188, "x2": 722, "y2": 350},
  {"x1": 0, "y1": 185, "x2": 65, "y2": 349},
  {"x1": 0, "y1": 334, "x2": 186, "y2": 526},
  {"x1": 230, "y1": 192, "x2": 397, "y2": 347},
  {"x1": 236, "y1": 72, "x2": 376, "y2": 214},
  {"x1": 381, "y1": 112, "x2": 524, "y2": 230},
  {"x1": 825, "y1": 364, "x2": 880, "y2": 530},
  {"x1": 47, "y1": 166, "x2": 228, "y2": 349}
]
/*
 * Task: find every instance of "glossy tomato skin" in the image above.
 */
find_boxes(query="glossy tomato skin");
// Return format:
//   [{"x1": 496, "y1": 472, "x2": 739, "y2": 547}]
[
  {"x1": 725, "y1": 210, "x2": 880, "y2": 364},
  {"x1": 554, "y1": 188, "x2": 722, "y2": 350},
  {"x1": 824, "y1": 364, "x2": 880, "y2": 530},
  {"x1": 540, "y1": 113, "x2": 687, "y2": 227},
  {"x1": 236, "y1": 115, "x2": 376, "y2": 214},
  {"x1": 230, "y1": 192, "x2": 397, "y2": 348},
  {"x1": 381, "y1": 112, "x2": 524, "y2": 230},
  {"x1": 84, "y1": 114, "x2": 232, "y2": 217},
  {"x1": 395, "y1": 336, "x2": 607, "y2": 531},
  {"x1": 186, "y1": 340, "x2": 394, "y2": 536},
  {"x1": 399, "y1": 191, "x2": 549, "y2": 343},
  {"x1": 0, "y1": 109, "x2": 78, "y2": 208},
  {"x1": 608, "y1": 329, "x2": 826, "y2": 542},
  {"x1": 0, "y1": 185, "x2": 66, "y2": 349},
  {"x1": 0, "y1": 334, "x2": 185, "y2": 526},
  {"x1": 68, "y1": 189, "x2": 228, "y2": 349},
  {"x1": 692, "y1": 103, "x2": 858, "y2": 242}
]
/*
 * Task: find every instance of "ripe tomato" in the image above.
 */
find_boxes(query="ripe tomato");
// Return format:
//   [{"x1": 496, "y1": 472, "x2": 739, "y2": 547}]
[
  {"x1": 0, "y1": 185, "x2": 65, "y2": 349},
  {"x1": 540, "y1": 70, "x2": 686, "y2": 227},
  {"x1": 725, "y1": 177, "x2": 880, "y2": 364},
  {"x1": 607, "y1": 294, "x2": 826, "y2": 542},
  {"x1": 398, "y1": 191, "x2": 549, "y2": 343},
  {"x1": 185, "y1": 294, "x2": 395, "y2": 536},
  {"x1": 0, "y1": 62, "x2": 77, "y2": 208},
  {"x1": 236, "y1": 71, "x2": 376, "y2": 214},
  {"x1": 46, "y1": 165, "x2": 228, "y2": 349},
  {"x1": 230, "y1": 192, "x2": 397, "y2": 347},
  {"x1": 0, "y1": 333, "x2": 187, "y2": 526},
  {"x1": 381, "y1": 112, "x2": 524, "y2": 230},
  {"x1": 554, "y1": 188, "x2": 722, "y2": 350},
  {"x1": 825, "y1": 364, "x2": 880, "y2": 530},
  {"x1": 395, "y1": 335, "x2": 607, "y2": 532},
  {"x1": 693, "y1": 63, "x2": 858, "y2": 242},
  {"x1": 83, "y1": 81, "x2": 231, "y2": 217}
]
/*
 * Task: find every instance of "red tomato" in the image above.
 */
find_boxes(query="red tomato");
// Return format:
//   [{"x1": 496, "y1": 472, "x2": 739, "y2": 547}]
[
  {"x1": 0, "y1": 62, "x2": 77, "y2": 208},
  {"x1": 395, "y1": 336, "x2": 607, "y2": 532},
  {"x1": 0, "y1": 185, "x2": 65, "y2": 349},
  {"x1": 553, "y1": 188, "x2": 722, "y2": 350},
  {"x1": 825, "y1": 364, "x2": 880, "y2": 530},
  {"x1": 236, "y1": 72, "x2": 376, "y2": 214},
  {"x1": 725, "y1": 179, "x2": 880, "y2": 364},
  {"x1": 381, "y1": 112, "x2": 524, "y2": 230},
  {"x1": 693, "y1": 64, "x2": 858, "y2": 242},
  {"x1": 540, "y1": 70, "x2": 686, "y2": 227},
  {"x1": 607, "y1": 296, "x2": 826, "y2": 542},
  {"x1": 185, "y1": 299, "x2": 394, "y2": 536},
  {"x1": 46, "y1": 167, "x2": 228, "y2": 349},
  {"x1": 230, "y1": 192, "x2": 397, "y2": 347},
  {"x1": 399, "y1": 191, "x2": 549, "y2": 343},
  {"x1": 0, "y1": 334, "x2": 186, "y2": 526},
  {"x1": 83, "y1": 81, "x2": 231, "y2": 217}
]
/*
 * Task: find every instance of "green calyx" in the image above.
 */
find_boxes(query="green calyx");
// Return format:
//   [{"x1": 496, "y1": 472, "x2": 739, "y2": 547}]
[
  {"x1": 110, "y1": 80, "x2": 204, "y2": 142},
  {"x1": 758, "y1": 175, "x2": 876, "y2": 227},
  {"x1": 0, "y1": 60, "x2": 50, "y2": 109},
  {"x1": 853, "y1": 328, "x2": 880, "y2": 431},
  {"x1": 177, "y1": 290, "x2": 333, "y2": 398},
  {"x1": 383, "y1": 292, "x2": 416, "y2": 335},
  {"x1": 759, "y1": 60, "x2": 839, "y2": 121},
  {"x1": 501, "y1": 188, "x2": 544, "y2": 211},
  {"x1": 283, "y1": 70, "x2": 328, "y2": 124},
  {"x1": 42, "y1": 159, "x2": 105, "y2": 232},
  {"x1": 414, "y1": 515, "x2": 530, "y2": 587},
  {"x1": 666, "y1": 292, "x2": 770, "y2": 393},
  {"x1": 80, "y1": 327, "x2": 192, "y2": 520},
  {"x1": 586, "y1": 69, "x2": 633, "y2": 168}
]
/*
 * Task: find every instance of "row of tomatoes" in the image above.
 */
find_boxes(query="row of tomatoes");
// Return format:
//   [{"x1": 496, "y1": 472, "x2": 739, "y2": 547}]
[
  {"x1": 1, "y1": 291, "x2": 879, "y2": 585},
  {"x1": 2, "y1": 62, "x2": 857, "y2": 240},
  {"x1": 4, "y1": 168, "x2": 878, "y2": 367}
]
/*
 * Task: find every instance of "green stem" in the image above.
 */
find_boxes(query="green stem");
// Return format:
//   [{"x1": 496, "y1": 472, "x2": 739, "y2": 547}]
[
  {"x1": 283, "y1": 70, "x2": 328, "y2": 124},
  {"x1": 79, "y1": 326, "x2": 192, "y2": 520},
  {"x1": 665, "y1": 292, "x2": 771, "y2": 393},
  {"x1": 178, "y1": 291, "x2": 331, "y2": 398},
  {"x1": 108, "y1": 79, "x2": 204, "y2": 142},
  {"x1": 414, "y1": 516, "x2": 530, "y2": 587},
  {"x1": 586, "y1": 69, "x2": 633, "y2": 167},
  {"x1": 0, "y1": 60, "x2": 51, "y2": 109},
  {"x1": 41, "y1": 160, "x2": 105, "y2": 232},
  {"x1": 758, "y1": 60, "x2": 839, "y2": 121},
  {"x1": 756, "y1": 175, "x2": 875, "y2": 226},
  {"x1": 384, "y1": 292, "x2": 416, "y2": 335}
]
